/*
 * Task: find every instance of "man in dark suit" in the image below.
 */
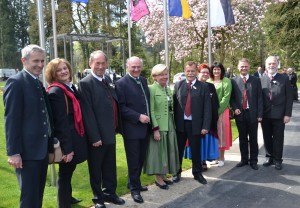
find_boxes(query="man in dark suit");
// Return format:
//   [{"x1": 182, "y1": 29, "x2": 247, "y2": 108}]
[
  {"x1": 78, "y1": 50, "x2": 125, "y2": 208},
  {"x1": 254, "y1": 66, "x2": 265, "y2": 78},
  {"x1": 230, "y1": 58, "x2": 263, "y2": 170},
  {"x1": 260, "y1": 56, "x2": 293, "y2": 170},
  {"x1": 115, "y1": 56, "x2": 150, "y2": 204},
  {"x1": 173, "y1": 61, "x2": 211, "y2": 184},
  {"x1": 4, "y1": 44, "x2": 51, "y2": 208},
  {"x1": 287, "y1": 68, "x2": 298, "y2": 101}
]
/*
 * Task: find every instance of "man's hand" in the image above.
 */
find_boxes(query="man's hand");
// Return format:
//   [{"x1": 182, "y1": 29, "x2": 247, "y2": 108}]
[
  {"x1": 139, "y1": 114, "x2": 150, "y2": 124},
  {"x1": 92, "y1": 140, "x2": 103, "y2": 147},
  {"x1": 201, "y1": 129, "x2": 208, "y2": 135},
  {"x1": 283, "y1": 116, "x2": 291, "y2": 124},
  {"x1": 234, "y1": 109, "x2": 241, "y2": 115},
  {"x1": 63, "y1": 151, "x2": 74, "y2": 163},
  {"x1": 257, "y1": 117, "x2": 262, "y2": 122},
  {"x1": 8, "y1": 155, "x2": 22, "y2": 169}
]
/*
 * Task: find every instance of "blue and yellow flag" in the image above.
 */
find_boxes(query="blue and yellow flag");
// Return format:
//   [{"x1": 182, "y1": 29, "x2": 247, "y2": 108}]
[{"x1": 169, "y1": 0, "x2": 192, "y2": 19}]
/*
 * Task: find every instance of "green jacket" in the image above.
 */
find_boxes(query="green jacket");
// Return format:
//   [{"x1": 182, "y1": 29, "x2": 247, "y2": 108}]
[
  {"x1": 208, "y1": 77, "x2": 232, "y2": 115},
  {"x1": 149, "y1": 82, "x2": 173, "y2": 131}
]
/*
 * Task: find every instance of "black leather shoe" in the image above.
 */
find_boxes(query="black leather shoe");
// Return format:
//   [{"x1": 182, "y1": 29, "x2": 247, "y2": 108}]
[
  {"x1": 131, "y1": 192, "x2": 144, "y2": 203},
  {"x1": 155, "y1": 181, "x2": 169, "y2": 190},
  {"x1": 236, "y1": 161, "x2": 248, "y2": 167},
  {"x1": 194, "y1": 174, "x2": 207, "y2": 185},
  {"x1": 263, "y1": 158, "x2": 274, "y2": 167},
  {"x1": 104, "y1": 195, "x2": 125, "y2": 205},
  {"x1": 250, "y1": 163, "x2": 259, "y2": 170},
  {"x1": 71, "y1": 197, "x2": 82, "y2": 204},
  {"x1": 95, "y1": 202, "x2": 106, "y2": 208},
  {"x1": 275, "y1": 162, "x2": 282, "y2": 170},
  {"x1": 163, "y1": 179, "x2": 174, "y2": 185},
  {"x1": 140, "y1": 186, "x2": 148, "y2": 191},
  {"x1": 172, "y1": 174, "x2": 181, "y2": 183}
]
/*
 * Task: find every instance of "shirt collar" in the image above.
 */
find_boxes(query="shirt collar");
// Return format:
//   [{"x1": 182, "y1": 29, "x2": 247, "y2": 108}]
[
  {"x1": 91, "y1": 70, "x2": 105, "y2": 82},
  {"x1": 23, "y1": 68, "x2": 39, "y2": 80},
  {"x1": 186, "y1": 79, "x2": 197, "y2": 86},
  {"x1": 240, "y1": 74, "x2": 249, "y2": 80}
]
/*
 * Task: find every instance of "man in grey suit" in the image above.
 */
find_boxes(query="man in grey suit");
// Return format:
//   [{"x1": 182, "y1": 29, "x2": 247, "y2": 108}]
[
  {"x1": 78, "y1": 50, "x2": 125, "y2": 208},
  {"x1": 173, "y1": 61, "x2": 211, "y2": 184},
  {"x1": 4, "y1": 44, "x2": 51, "y2": 208},
  {"x1": 260, "y1": 56, "x2": 293, "y2": 170},
  {"x1": 230, "y1": 58, "x2": 263, "y2": 170}
]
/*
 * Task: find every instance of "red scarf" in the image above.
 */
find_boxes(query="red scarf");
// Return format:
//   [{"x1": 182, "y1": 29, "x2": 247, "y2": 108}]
[{"x1": 47, "y1": 82, "x2": 85, "y2": 137}]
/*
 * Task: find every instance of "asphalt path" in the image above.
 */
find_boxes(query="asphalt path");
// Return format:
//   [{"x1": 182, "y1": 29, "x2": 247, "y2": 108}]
[{"x1": 102, "y1": 101, "x2": 300, "y2": 208}]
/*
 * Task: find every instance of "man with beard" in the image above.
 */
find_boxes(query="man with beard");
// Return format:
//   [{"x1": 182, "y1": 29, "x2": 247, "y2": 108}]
[{"x1": 260, "y1": 56, "x2": 293, "y2": 170}]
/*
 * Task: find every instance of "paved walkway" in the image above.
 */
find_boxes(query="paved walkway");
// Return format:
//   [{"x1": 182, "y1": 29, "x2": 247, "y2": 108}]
[{"x1": 102, "y1": 101, "x2": 300, "y2": 208}]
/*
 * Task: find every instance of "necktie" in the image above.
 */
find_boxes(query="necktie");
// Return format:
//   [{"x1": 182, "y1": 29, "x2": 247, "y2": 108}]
[
  {"x1": 36, "y1": 79, "x2": 52, "y2": 137},
  {"x1": 242, "y1": 77, "x2": 247, "y2": 109},
  {"x1": 136, "y1": 78, "x2": 150, "y2": 117},
  {"x1": 185, "y1": 81, "x2": 192, "y2": 117},
  {"x1": 269, "y1": 76, "x2": 273, "y2": 100}
]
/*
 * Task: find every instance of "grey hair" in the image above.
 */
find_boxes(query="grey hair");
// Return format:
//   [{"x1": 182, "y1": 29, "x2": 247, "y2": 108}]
[
  {"x1": 265, "y1": 56, "x2": 279, "y2": 67},
  {"x1": 89, "y1": 50, "x2": 108, "y2": 63},
  {"x1": 21, "y1": 44, "x2": 45, "y2": 60},
  {"x1": 126, "y1": 56, "x2": 143, "y2": 68},
  {"x1": 151, "y1": 64, "x2": 168, "y2": 77}
]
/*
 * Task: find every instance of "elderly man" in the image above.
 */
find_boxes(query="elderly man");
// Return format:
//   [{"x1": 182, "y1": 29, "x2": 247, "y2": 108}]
[
  {"x1": 260, "y1": 56, "x2": 293, "y2": 170},
  {"x1": 78, "y1": 50, "x2": 125, "y2": 208},
  {"x1": 115, "y1": 56, "x2": 151, "y2": 204},
  {"x1": 4, "y1": 44, "x2": 51, "y2": 208}
]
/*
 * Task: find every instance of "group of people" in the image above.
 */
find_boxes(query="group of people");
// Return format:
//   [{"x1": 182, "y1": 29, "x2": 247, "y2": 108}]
[{"x1": 3, "y1": 44, "x2": 294, "y2": 208}]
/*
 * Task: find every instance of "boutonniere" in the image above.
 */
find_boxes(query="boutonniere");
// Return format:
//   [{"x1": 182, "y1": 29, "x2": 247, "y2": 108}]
[
  {"x1": 109, "y1": 83, "x2": 115, "y2": 88},
  {"x1": 272, "y1": 80, "x2": 278, "y2": 85},
  {"x1": 192, "y1": 86, "x2": 197, "y2": 90}
]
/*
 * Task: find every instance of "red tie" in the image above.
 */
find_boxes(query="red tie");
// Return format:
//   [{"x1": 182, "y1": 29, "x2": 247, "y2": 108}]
[
  {"x1": 269, "y1": 76, "x2": 273, "y2": 100},
  {"x1": 185, "y1": 81, "x2": 192, "y2": 117},
  {"x1": 242, "y1": 77, "x2": 247, "y2": 110}
]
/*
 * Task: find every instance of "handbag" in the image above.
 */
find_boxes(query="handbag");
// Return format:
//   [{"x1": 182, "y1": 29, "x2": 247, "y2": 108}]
[
  {"x1": 48, "y1": 93, "x2": 69, "y2": 164},
  {"x1": 48, "y1": 137, "x2": 63, "y2": 164}
]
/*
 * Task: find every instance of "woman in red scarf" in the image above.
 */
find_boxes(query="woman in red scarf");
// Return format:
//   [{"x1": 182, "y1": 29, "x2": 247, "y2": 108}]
[{"x1": 45, "y1": 58, "x2": 87, "y2": 208}]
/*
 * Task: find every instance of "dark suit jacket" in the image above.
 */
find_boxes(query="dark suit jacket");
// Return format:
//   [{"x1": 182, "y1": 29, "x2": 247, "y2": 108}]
[
  {"x1": 173, "y1": 79, "x2": 212, "y2": 135},
  {"x1": 4, "y1": 70, "x2": 50, "y2": 160},
  {"x1": 230, "y1": 75, "x2": 263, "y2": 122},
  {"x1": 115, "y1": 74, "x2": 150, "y2": 140},
  {"x1": 78, "y1": 74, "x2": 120, "y2": 145},
  {"x1": 207, "y1": 82, "x2": 219, "y2": 132},
  {"x1": 260, "y1": 73, "x2": 293, "y2": 119},
  {"x1": 47, "y1": 84, "x2": 87, "y2": 164}
]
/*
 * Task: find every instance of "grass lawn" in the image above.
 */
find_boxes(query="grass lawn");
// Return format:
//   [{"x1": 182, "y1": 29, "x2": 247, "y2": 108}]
[{"x1": 0, "y1": 93, "x2": 238, "y2": 207}]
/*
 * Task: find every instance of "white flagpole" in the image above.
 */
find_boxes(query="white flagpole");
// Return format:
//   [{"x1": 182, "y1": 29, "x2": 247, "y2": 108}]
[
  {"x1": 163, "y1": 0, "x2": 169, "y2": 69},
  {"x1": 51, "y1": 0, "x2": 58, "y2": 58},
  {"x1": 207, "y1": 0, "x2": 212, "y2": 66},
  {"x1": 127, "y1": 0, "x2": 132, "y2": 57}
]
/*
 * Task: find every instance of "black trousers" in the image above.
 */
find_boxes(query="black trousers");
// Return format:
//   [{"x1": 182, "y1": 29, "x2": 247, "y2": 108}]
[
  {"x1": 235, "y1": 110, "x2": 259, "y2": 164},
  {"x1": 16, "y1": 155, "x2": 48, "y2": 208},
  {"x1": 124, "y1": 138, "x2": 148, "y2": 193},
  {"x1": 261, "y1": 118, "x2": 285, "y2": 163},
  {"x1": 57, "y1": 162, "x2": 77, "y2": 208},
  {"x1": 176, "y1": 120, "x2": 202, "y2": 176},
  {"x1": 87, "y1": 143, "x2": 117, "y2": 203}
]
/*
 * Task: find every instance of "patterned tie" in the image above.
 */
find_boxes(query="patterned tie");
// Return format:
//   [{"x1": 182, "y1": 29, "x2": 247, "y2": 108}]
[
  {"x1": 269, "y1": 76, "x2": 273, "y2": 100},
  {"x1": 185, "y1": 81, "x2": 192, "y2": 117},
  {"x1": 242, "y1": 77, "x2": 247, "y2": 109}
]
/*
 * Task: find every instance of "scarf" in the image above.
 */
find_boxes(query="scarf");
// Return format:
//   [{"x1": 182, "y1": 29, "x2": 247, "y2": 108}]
[{"x1": 47, "y1": 82, "x2": 85, "y2": 137}]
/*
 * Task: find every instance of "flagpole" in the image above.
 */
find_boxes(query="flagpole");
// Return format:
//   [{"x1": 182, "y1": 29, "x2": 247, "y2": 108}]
[
  {"x1": 207, "y1": 0, "x2": 212, "y2": 66},
  {"x1": 51, "y1": 0, "x2": 58, "y2": 58},
  {"x1": 127, "y1": 0, "x2": 132, "y2": 57},
  {"x1": 163, "y1": 0, "x2": 169, "y2": 69}
]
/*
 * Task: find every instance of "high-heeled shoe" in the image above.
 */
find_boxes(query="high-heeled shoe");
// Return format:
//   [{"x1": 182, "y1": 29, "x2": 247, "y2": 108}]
[
  {"x1": 155, "y1": 181, "x2": 169, "y2": 190},
  {"x1": 163, "y1": 179, "x2": 173, "y2": 185}
]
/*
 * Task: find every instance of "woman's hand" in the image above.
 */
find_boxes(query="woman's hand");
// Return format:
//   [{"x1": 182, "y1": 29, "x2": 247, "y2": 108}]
[{"x1": 153, "y1": 130, "x2": 160, "y2": 141}]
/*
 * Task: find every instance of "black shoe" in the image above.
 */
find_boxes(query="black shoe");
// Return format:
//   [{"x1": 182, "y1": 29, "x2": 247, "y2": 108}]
[
  {"x1": 104, "y1": 195, "x2": 125, "y2": 205},
  {"x1": 263, "y1": 158, "x2": 274, "y2": 167},
  {"x1": 140, "y1": 186, "x2": 148, "y2": 191},
  {"x1": 194, "y1": 174, "x2": 207, "y2": 185},
  {"x1": 155, "y1": 181, "x2": 169, "y2": 190},
  {"x1": 172, "y1": 174, "x2": 181, "y2": 183},
  {"x1": 131, "y1": 192, "x2": 144, "y2": 203},
  {"x1": 275, "y1": 162, "x2": 282, "y2": 170},
  {"x1": 236, "y1": 161, "x2": 248, "y2": 167},
  {"x1": 71, "y1": 197, "x2": 82, "y2": 204},
  {"x1": 250, "y1": 163, "x2": 259, "y2": 170},
  {"x1": 95, "y1": 202, "x2": 106, "y2": 208},
  {"x1": 163, "y1": 179, "x2": 174, "y2": 185}
]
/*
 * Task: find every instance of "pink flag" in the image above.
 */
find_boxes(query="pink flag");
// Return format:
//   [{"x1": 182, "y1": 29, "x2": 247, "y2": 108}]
[{"x1": 131, "y1": 0, "x2": 150, "y2": 22}]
